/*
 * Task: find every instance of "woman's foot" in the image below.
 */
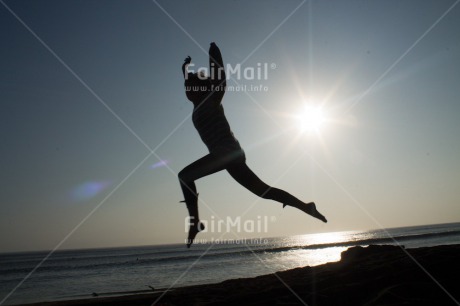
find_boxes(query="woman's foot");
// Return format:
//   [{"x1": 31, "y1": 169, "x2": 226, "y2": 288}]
[
  {"x1": 285, "y1": 202, "x2": 327, "y2": 223},
  {"x1": 187, "y1": 222, "x2": 205, "y2": 248},
  {"x1": 303, "y1": 202, "x2": 327, "y2": 223}
]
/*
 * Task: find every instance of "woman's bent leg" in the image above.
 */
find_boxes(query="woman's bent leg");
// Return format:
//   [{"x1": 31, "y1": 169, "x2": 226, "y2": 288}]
[
  {"x1": 227, "y1": 163, "x2": 327, "y2": 223},
  {"x1": 178, "y1": 152, "x2": 233, "y2": 247}
]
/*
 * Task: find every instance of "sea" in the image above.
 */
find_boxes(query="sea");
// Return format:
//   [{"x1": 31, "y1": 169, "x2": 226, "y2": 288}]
[{"x1": 1, "y1": 222, "x2": 460, "y2": 305}]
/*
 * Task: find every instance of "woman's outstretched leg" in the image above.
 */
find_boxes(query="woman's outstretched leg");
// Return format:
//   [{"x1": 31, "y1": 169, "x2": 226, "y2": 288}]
[{"x1": 227, "y1": 162, "x2": 327, "y2": 223}]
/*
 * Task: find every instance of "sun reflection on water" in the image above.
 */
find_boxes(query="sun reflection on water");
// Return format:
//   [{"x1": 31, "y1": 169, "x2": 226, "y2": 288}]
[
  {"x1": 262, "y1": 231, "x2": 361, "y2": 270},
  {"x1": 298, "y1": 231, "x2": 356, "y2": 245},
  {"x1": 261, "y1": 247, "x2": 348, "y2": 273}
]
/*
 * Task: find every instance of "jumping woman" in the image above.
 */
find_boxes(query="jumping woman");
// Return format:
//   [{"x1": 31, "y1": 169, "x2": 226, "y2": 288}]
[{"x1": 180, "y1": 42, "x2": 327, "y2": 248}]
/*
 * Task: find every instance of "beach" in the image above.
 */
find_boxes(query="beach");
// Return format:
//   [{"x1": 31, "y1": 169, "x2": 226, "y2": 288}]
[{"x1": 16, "y1": 244, "x2": 460, "y2": 306}]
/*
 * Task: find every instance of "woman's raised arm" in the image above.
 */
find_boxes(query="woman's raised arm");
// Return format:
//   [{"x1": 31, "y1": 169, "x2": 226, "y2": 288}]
[{"x1": 209, "y1": 43, "x2": 226, "y2": 89}]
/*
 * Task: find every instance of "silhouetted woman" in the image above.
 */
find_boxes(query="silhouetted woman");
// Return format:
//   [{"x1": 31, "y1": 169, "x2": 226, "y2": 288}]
[{"x1": 180, "y1": 42, "x2": 327, "y2": 248}]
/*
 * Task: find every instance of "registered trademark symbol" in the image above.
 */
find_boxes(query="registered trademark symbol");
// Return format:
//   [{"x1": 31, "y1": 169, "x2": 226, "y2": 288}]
[
  {"x1": 270, "y1": 63, "x2": 276, "y2": 69},
  {"x1": 270, "y1": 216, "x2": 277, "y2": 222}
]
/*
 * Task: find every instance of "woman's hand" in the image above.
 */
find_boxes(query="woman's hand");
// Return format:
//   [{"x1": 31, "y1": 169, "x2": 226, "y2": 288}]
[{"x1": 182, "y1": 56, "x2": 192, "y2": 78}]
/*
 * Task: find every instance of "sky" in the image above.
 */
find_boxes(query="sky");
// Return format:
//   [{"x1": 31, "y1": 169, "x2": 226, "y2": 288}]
[{"x1": 1, "y1": 0, "x2": 459, "y2": 253}]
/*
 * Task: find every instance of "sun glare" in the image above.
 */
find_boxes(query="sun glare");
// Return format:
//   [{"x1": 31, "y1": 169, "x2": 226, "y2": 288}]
[{"x1": 296, "y1": 105, "x2": 326, "y2": 133}]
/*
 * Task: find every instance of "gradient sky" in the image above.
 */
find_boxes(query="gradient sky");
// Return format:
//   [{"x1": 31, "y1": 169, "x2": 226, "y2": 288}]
[{"x1": 1, "y1": 0, "x2": 459, "y2": 252}]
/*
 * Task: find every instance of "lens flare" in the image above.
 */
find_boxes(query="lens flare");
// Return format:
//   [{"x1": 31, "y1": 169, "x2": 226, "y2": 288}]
[
  {"x1": 149, "y1": 160, "x2": 169, "y2": 170},
  {"x1": 71, "y1": 181, "x2": 111, "y2": 202}
]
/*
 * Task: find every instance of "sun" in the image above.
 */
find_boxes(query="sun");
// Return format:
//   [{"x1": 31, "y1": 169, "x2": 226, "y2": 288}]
[{"x1": 296, "y1": 105, "x2": 327, "y2": 133}]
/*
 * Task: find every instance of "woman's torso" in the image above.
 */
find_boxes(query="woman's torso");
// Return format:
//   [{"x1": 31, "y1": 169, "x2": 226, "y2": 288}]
[{"x1": 192, "y1": 94, "x2": 240, "y2": 152}]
